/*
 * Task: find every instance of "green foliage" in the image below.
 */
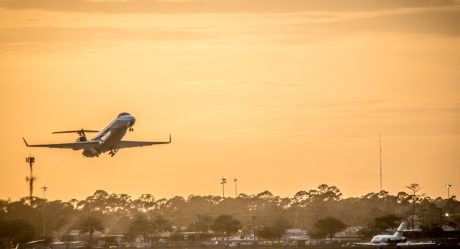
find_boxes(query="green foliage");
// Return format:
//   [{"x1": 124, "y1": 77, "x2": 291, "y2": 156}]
[
  {"x1": 0, "y1": 183, "x2": 459, "y2": 244},
  {"x1": 126, "y1": 214, "x2": 151, "y2": 238},
  {"x1": 211, "y1": 215, "x2": 242, "y2": 239},
  {"x1": 0, "y1": 219, "x2": 35, "y2": 248},
  {"x1": 358, "y1": 214, "x2": 402, "y2": 238},
  {"x1": 78, "y1": 215, "x2": 104, "y2": 248},
  {"x1": 374, "y1": 214, "x2": 401, "y2": 232},
  {"x1": 271, "y1": 217, "x2": 291, "y2": 239},
  {"x1": 78, "y1": 215, "x2": 104, "y2": 234},
  {"x1": 125, "y1": 214, "x2": 171, "y2": 242},
  {"x1": 256, "y1": 226, "x2": 275, "y2": 240},
  {"x1": 190, "y1": 215, "x2": 213, "y2": 232},
  {"x1": 256, "y1": 216, "x2": 291, "y2": 241},
  {"x1": 310, "y1": 217, "x2": 346, "y2": 239}
]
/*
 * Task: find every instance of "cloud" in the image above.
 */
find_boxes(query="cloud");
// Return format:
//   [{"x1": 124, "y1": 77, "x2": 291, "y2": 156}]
[
  {"x1": 341, "y1": 8, "x2": 460, "y2": 36},
  {"x1": 0, "y1": 26, "x2": 215, "y2": 53},
  {"x1": 0, "y1": 0, "x2": 457, "y2": 14},
  {"x1": 261, "y1": 7, "x2": 460, "y2": 43}
]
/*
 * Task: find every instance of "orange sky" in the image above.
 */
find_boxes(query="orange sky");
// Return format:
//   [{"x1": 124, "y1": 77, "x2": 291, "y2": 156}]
[{"x1": 1, "y1": 0, "x2": 459, "y2": 201}]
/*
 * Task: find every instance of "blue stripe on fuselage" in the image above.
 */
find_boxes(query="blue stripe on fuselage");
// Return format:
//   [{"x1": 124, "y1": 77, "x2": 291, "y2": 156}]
[{"x1": 91, "y1": 113, "x2": 135, "y2": 149}]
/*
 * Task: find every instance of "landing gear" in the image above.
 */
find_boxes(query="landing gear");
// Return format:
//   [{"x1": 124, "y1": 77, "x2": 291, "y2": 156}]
[
  {"x1": 109, "y1": 148, "x2": 119, "y2": 157},
  {"x1": 82, "y1": 148, "x2": 100, "y2": 158}
]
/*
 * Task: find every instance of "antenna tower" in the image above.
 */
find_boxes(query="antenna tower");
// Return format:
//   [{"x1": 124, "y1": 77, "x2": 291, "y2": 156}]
[
  {"x1": 379, "y1": 132, "x2": 383, "y2": 192},
  {"x1": 25, "y1": 155, "x2": 36, "y2": 205}
]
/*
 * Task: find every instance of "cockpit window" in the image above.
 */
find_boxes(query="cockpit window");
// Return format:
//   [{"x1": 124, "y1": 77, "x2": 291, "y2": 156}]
[{"x1": 117, "y1": 112, "x2": 130, "y2": 117}]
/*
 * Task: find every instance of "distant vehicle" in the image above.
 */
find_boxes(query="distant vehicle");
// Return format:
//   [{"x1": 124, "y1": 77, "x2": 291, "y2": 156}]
[
  {"x1": 23, "y1": 112, "x2": 171, "y2": 157},
  {"x1": 228, "y1": 242, "x2": 240, "y2": 247}
]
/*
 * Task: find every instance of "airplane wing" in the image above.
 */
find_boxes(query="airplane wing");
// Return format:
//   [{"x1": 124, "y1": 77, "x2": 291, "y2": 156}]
[
  {"x1": 115, "y1": 135, "x2": 171, "y2": 148},
  {"x1": 23, "y1": 138, "x2": 100, "y2": 150},
  {"x1": 353, "y1": 243, "x2": 390, "y2": 246},
  {"x1": 396, "y1": 242, "x2": 437, "y2": 247}
]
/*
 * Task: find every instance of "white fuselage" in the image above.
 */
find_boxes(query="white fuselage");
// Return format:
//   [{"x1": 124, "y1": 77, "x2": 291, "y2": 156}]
[
  {"x1": 82, "y1": 113, "x2": 135, "y2": 157},
  {"x1": 370, "y1": 235, "x2": 406, "y2": 244},
  {"x1": 355, "y1": 222, "x2": 408, "y2": 247}
]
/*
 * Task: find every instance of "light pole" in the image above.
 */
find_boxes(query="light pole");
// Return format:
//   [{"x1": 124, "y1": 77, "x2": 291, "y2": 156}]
[
  {"x1": 248, "y1": 203, "x2": 256, "y2": 241},
  {"x1": 234, "y1": 178, "x2": 238, "y2": 197},
  {"x1": 445, "y1": 184, "x2": 453, "y2": 199},
  {"x1": 41, "y1": 186, "x2": 48, "y2": 237},
  {"x1": 25, "y1": 155, "x2": 35, "y2": 206},
  {"x1": 221, "y1": 178, "x2": 227, "y2": 198},
  {"x1": 194, "y1": 217, "x2": 199, "y2": 243}
]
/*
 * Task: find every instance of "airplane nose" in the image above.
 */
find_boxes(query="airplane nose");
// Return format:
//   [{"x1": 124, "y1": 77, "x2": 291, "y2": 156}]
[{"x1": 128, "y1": 116, "x2": 136, "y2": 127}]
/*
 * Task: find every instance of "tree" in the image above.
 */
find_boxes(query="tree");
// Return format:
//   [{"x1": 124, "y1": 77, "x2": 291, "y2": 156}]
[
  {"x1": 374, "y1": 214, "x2": 401, "y2": 233},
  {"x1": 271, "y1": 217, "x2": 291, "y2": 240},
  {"x1": 256, "y1": 191, "x2": 274, "y2": 199},
  {"x1": 78, "y1": 215, "x2": 104, "y2": 248},
  {"x1": 132, "y1": 194, "x2": 155, "y2": 212},
  {"x1": 211, "y1": 215, "x2": 242, "y2": 241},
  {"x1": 191, "y1": 215, "x2": 213, "y2": 232},
  {"x1": 126, "y1": 214, "x2": 151, "y2": 244},
  {"x1": 406, "y1": 183, "x2": 423, "y2": 229},
  {"x1": 316, "y1": 184, "x2": 342, "y2": 202},
  {"x1": 85, "y1": 190, "x2": 109, "y2": 212},
  {"x1": 310, "y1": 217, "x2": 346, "y2": 241},
  {"x1": 256, "y1": 227, "x2": 275, "y2": 240},
  {"x1": 152, "y1": 215, "x2": 171, "y2": 233},
  {"x1": 0, "y1": 219, "x2": 35, "y2": 248}
]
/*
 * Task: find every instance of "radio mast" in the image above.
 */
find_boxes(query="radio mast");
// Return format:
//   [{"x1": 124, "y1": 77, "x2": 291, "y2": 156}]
[{"x1": 379, "y1": 132, "x2": 383, "y2": 192}]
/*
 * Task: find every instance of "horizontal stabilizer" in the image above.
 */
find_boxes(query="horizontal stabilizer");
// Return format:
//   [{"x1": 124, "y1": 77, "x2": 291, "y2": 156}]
[{"x1": 52, "y1": 129, "x2": 99, "y2": 134}]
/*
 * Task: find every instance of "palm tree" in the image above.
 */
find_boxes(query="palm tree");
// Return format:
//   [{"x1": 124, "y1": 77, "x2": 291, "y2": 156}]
[{"x1": 78, "y1": 215, "x2": 104, "y2": 248}]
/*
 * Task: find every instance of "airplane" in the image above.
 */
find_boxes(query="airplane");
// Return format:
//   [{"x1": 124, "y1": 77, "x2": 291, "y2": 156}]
[
  {"x1": 354, "y1": 222, "x2": 437, "y2": 248},
  {"x1": 23, "y1": 112, "x2": 171, "y2": 157},
  {"x1": 355, "y1": 222, "x2": 407, "y2": 247}
]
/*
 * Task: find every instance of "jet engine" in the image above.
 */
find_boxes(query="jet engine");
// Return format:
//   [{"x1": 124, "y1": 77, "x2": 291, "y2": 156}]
[{"x1": 75, "y1": 134, "x2": 87, "y2": 142}]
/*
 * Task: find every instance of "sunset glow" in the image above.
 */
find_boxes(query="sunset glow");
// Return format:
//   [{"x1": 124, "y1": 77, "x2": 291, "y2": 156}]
[{"x1": 1, "y1": 0, "x2": 459, "y2": 201}]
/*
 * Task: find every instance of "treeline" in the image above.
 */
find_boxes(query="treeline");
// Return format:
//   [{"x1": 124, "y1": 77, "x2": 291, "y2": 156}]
[{"x1": 0, "y1": 184, "x2": 459, "y2": 246}]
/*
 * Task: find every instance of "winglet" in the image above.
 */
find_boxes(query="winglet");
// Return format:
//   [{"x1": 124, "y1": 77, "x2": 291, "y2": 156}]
[
  {"x1": 23, "y1": 137, "x2": 30, "y2": 147},
  {"x1": 169, "y1": 134, "x2": 172, "y2": 143}
]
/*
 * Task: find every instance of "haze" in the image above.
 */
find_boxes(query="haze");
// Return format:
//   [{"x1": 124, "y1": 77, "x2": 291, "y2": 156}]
[{"x1": 1, "y1": 0, "x2": 459, "y2": 201}]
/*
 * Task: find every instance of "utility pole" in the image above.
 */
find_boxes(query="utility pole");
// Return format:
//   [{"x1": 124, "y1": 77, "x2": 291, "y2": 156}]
[
  {"x1": 445, "y1": 184, "x2": 453, "y2": 199},
  {"x1": 234, "y1": 178, "x2": 238, "y2": 197},
  {"x1": 420, "y1": 208, "x2": 427, "y2": 228},
  {"x1": 25, "y1": 155, "x2": 35, "y2": 206},
  {"x1": 221, "y1": 178, "x2": 227, "y2": 198},
  {"x1": 252, "y1": 215, "x2": 256, "y2": 241},
  {"x1": 440, "y1": 208, "x2": 443, "y2": 229},
  {"x1": 41, "y1": 186, "x2": 48, "y2": 237}
]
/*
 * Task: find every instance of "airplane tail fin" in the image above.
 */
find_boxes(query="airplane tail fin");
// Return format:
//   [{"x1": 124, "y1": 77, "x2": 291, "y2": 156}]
[{"x1": 393, "y1": 222, "x2": 406, "y2": 237}]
